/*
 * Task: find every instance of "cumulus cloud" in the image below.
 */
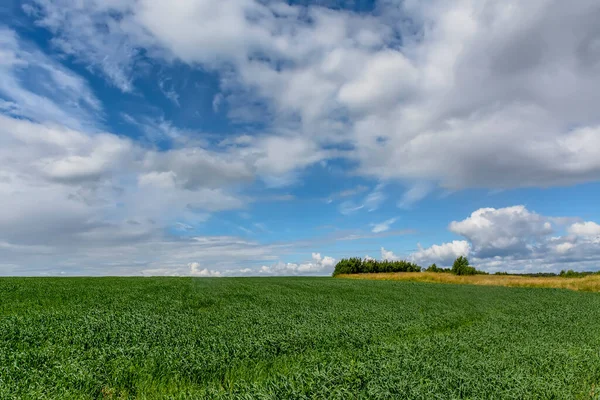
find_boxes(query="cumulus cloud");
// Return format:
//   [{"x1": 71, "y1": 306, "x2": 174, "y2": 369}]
[
  {"x1": 1, "y1": 114, "x2": 133, "y2": 185},
  {"x1": 0, "y1": 112, "x2": 262, "y2": 275},
  {"x1": 188, "y1": 262, "x2": 222, "y2": 277},
  {"x1": 568, "y1": 221, "x2": 600, "y2": 237},
  {"x1": 142, "y1": 146, "x2": 254, "y2": 190},
  {"x1": 23, "y1": 0, "x2": 600, "y2": 190},
  {"x1": 410, "y1": 241, "x2": 471, "y2": 266},
  {"x1": 380, "y1": 247, "x2": 398, "y2": 261},
  {"x1": 410, "y1": 206, "x2": 600, "y2": 273},
  {"x1": 256, "y1": 253, "x2": 336, "y2": 276},
  {"x1": 449, "y1": 206, "x2": 553, "y2": 257},
  {"x1": 250, "y1": 136, "x2": 328, "y2": 187}
]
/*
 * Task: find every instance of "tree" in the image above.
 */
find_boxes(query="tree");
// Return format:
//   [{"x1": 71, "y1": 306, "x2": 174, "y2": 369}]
[
  {"x1": 426, "y1": 263, "x2": 439, "y2": 272},
  {"x1": 452, "y1": 256, "x2": 477, "y2": 276}
]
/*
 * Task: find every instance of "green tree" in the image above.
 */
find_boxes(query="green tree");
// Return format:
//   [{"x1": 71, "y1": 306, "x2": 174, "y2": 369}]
[{"x1": 452, "y1": 256, "x2": 478, "y2": 276}]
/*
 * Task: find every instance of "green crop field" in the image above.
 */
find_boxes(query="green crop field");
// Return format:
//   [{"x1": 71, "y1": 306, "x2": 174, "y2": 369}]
[{"x1": 1, "y1": 278, "x2": 600, "y2": 399}]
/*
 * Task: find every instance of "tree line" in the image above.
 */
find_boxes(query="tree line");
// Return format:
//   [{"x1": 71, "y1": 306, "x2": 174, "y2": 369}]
[
  {"x1": 333, "y1": 255, "x2": 600, "y2": 277},
  {"x1": 332, "y1": 256, "x2": 486, "y2": 276}
]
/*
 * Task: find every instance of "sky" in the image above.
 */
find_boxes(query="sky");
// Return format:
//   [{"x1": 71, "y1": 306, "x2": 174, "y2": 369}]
[{"x1": 1, "y1": 0, "x2": 600, "y2": 277}]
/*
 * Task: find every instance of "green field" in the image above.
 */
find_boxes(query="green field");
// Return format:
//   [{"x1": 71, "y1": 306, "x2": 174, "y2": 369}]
[{"x1": 1, "y1": 278, "x2": 600, "y2": 399}]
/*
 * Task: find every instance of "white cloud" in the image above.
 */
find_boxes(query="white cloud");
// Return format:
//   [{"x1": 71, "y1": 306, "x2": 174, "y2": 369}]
[
  {"x1": 257, "y1": 252, "x2": 336, "y2": 276},
  {"x1": 568, "y1": 221, "x2": 600, "y2": 237},
  {"x1": 142, "y1": 146, "x2": 254, "y2": 190},
  {"x1": 138, "y1": 171, "x2": 177, "y2": 189},
  {"x1": 410, "y1": 206, "x2": 600, "y2": 272},
  {"x1": 0, "y1": 114, "x2": 133, "y2": 185},
  {"x1": 212, "y1": 93, "x2": 223, "y2": 112},
  {"x1": 449, "y1": 206, "x2": 553, "y2": 257},
  {"x1": 313, "y1": 252, "x2": 336, "y2": 268},
  {"x1": 0, "y1": 106, "x2": 409, "y2": 275},
  {"x1": 338, "y1": 184, "x2": 386, "y2": 215},
  {"x1": 338, "y1": 50, "x2": 418, "y2": 113},
  {"x1": 554, "y1": 242, "x2": 575, "y2": 254},
  {"x1": 410, "y1": 241, "x2": 471, "y2": 266},
  {"x1": 25, "y1": 0, "x2": 141, "y2": 92},
  {"x1": 397, "y1": 183, "x2": 433, "y2": 209},
  {"x1": 326, "y1": 185, "x2": 369, "y2": 203},
  {"x1": 364, "y1": 184, "x2": 386, "y2": 211},
  {"x1": 158, "y1": 78, "x2": 180, "y2": 106},
  {"x1": 251, "y1": 136, "x2": 327, "y2": 186},
  {"x1": 0, "y1": 28, "x2": 101, "y2": 129},
  {"x1": 25, "y1": 0, "x2": 600, "y2": 190},
  {"x1": 188, "y1": 262, "x2": 222, "y2": 277},
  {"x1": 371, "y1": 218, "x2": 397, "y2": 233},
  {"x1": 380, "y1": 247, "x2": 398, "y2": 261},
  {"x1": 339, "y1": 201, "x2": 364, "y2": 216},
  {"x1": 0, "y1": 111, "x2": 260, "y2": 274}
]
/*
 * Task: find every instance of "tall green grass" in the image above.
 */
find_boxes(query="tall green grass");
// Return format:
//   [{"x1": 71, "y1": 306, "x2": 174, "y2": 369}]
[{"x1": 1, "y1": 277, "x2": 599, "y2": 399}]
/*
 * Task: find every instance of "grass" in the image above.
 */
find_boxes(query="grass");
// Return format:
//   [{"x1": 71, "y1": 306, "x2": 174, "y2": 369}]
[
  {"x1": 1, "y1": 277, "x2": 600, "y2": 399},
  {"x1": 337, "y1": 271, "x2": 600, "y2": 292}
]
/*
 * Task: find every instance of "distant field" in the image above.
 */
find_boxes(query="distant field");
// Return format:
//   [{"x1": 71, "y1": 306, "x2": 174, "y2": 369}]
[
  {"x1": 1, "y1": 278, "x2": 600, "y2": 399},
  {"x1": 338, "y1": 271, "x2": 600, "y2": 292}
]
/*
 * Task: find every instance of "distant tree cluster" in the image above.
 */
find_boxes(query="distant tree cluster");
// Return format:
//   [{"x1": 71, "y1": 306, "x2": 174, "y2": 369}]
[
  {"x1": 332, "y1": 257, "x2": 422, "y2": 276},
  {"x1": 333, "y1": 256, "x2": 597, "y2": 277},
  {"x1": 425, "y1": 263, "x2": 451, "y2": 273},
  {"x1": 559, "y1": 269, "x2": 599, "y2": 278},
  {"x1": 496, "y1": 270, "x2": 600, "y2": 278},
  {"x1": 333, "y1": 256, "x2": 490, "y2": 277}
]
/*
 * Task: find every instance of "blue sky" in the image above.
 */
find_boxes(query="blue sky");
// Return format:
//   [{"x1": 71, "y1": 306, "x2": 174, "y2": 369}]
[{"x1": 1, "y1": 0, "x2": 600, "y2": 276}]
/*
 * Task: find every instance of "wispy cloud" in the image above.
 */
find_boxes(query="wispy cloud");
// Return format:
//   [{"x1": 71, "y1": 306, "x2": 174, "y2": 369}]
[
  {"x1": 364, "y1": 184, "x2": 386, "y2": 212},
  {"x1": 158, "y1": 78, "x2": 180, "y2": 106},
  {"x1": 398, "y1": 183, "x2": 433, "y2": 209},
  {"x1": 326, "y1": 185, "x2": 369, "y2": 203},
  {"x1": 370, "y1": 218, "x2": 397, "y2": 233},
  {"x1": 339, "y1": 201, "x2": 364, "y2": 215},
  {"x1": 0, "y1": 28, "x2": 101, "y2": 129},
  {"x1": 338, "y1": 184, "x2": 386, "y2": 215}
]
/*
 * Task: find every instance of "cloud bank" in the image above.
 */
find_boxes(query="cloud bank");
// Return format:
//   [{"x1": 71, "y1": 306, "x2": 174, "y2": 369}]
[{"x1": 410, "y1": 206, "x2": 600, "y2": 273}]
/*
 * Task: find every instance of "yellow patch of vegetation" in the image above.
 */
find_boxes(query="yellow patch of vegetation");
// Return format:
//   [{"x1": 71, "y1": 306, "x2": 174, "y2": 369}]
[{"x1": 337, "y1": 272, "x2": 600, "y2": 292}]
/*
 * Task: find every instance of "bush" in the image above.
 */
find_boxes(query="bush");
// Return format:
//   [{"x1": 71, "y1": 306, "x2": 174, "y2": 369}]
[{"x1": 332, "y1": 258, "x2": 422, "y2": 276}]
